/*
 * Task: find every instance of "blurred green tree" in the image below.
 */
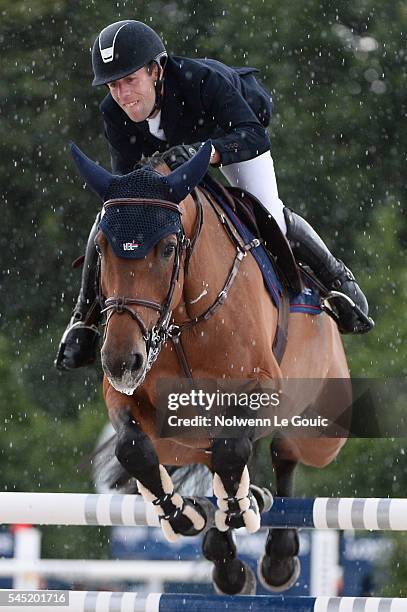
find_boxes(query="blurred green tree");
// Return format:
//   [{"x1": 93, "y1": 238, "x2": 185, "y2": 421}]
[{"x1": 0, "y1": 0, "x2": 406, "y2": 586}]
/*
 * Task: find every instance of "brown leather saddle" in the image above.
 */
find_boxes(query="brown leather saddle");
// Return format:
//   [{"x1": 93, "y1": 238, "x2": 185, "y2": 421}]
[{"x1": 214, "y1": 183, "x2": 303, "y2": 295}]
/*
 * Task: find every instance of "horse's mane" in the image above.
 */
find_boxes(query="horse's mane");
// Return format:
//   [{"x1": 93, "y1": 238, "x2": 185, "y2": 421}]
[{"x1": 133, "y1": 151, "x2": 168, "y2": 172}]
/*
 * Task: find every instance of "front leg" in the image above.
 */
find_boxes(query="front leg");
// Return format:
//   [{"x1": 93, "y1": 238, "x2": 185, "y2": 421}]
[
  {"x1": 115, "y1": 410, "x2": 210, "y2": 542},
  {"x1": 212, "y1": 437, "x2": 260, "y2": 533}
]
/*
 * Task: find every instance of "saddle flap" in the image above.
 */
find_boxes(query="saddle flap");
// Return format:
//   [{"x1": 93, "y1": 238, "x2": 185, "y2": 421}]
[{"x1": 225, "y1": 186, "x2": 303, "y2": 295}]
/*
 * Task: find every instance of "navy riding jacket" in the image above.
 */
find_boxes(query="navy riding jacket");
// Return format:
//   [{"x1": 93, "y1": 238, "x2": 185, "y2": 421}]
[{"x1": 100, "y1": 55, "x2": 273, "y2": 175}]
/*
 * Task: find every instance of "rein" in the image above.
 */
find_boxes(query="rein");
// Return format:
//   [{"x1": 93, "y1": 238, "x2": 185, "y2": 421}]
[{"x1": 99, "y1": 187, "x2": 287, "y2": 384}]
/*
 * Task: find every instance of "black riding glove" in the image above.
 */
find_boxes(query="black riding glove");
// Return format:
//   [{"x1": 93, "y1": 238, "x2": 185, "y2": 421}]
[{"x1": 162, "y1": 143, "x2": 203, "y2": 170}]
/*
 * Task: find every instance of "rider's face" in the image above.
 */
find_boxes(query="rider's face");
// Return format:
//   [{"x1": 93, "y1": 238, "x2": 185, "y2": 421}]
[{"x1": 107, "y1": 65, "x2": 159, "y2": 122}]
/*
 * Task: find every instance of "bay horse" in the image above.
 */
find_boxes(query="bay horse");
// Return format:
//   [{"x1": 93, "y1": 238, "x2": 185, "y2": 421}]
[{"x1": 70, "y1": 141, "x2": 350, "y2": 595}]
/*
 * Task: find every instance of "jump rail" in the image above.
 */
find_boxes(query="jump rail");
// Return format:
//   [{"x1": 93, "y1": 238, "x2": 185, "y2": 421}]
[
  {"x1": 0, "y1": 559, "x2": 211, "y2": 582},
  {"x1": 0, "y1": 592, "x2": 405, "y2": 612},
  {"x1": 1, "y1": 492, "x2": 407, "y2": 530}
]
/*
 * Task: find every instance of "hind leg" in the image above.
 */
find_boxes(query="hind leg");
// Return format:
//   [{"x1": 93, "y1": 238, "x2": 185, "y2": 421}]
[
  {"x1": 202, "y1": 528, "x2": 256, "y2": 595},
  {"x1": 202, "y1": 483, "x2": 272, "y2": 596},
  {"x1": 258, "y1": 436, "x2": 301, "y2": 592}
]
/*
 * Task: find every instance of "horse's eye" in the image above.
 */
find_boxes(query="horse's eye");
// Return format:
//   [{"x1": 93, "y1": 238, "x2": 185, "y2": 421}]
[
  {"x1": 95, "y1": 244, "x2": 102, "y2": 257},
  {"x1": 162, "y1": 243, "x2": 176, "y2": 258}
]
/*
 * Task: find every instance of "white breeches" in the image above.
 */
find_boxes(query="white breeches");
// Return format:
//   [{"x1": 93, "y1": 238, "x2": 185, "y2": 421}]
[{"x1": 220, "y1": 151, "x2": 287, "y2": 234}]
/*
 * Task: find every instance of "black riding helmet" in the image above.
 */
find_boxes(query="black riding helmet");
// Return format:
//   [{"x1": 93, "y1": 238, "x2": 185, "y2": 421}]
[{"x1": 92, "y1": 20, "x2": 167, "y2": 87}]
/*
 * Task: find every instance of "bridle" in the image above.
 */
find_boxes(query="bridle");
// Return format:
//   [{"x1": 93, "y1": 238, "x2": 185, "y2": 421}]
[{"x1": 98, "y1": 185, "x2": 287, "y2": 384}]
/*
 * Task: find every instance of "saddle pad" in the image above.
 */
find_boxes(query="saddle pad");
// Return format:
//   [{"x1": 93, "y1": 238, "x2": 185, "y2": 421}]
[{"x1": 201, "y1": 179, "x2": 322, "y2": 316}]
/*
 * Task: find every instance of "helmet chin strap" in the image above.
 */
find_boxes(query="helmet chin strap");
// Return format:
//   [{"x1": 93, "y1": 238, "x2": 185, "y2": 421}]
[{"x1": 147, "y1": 61, "x2": 164, "y2": 119}]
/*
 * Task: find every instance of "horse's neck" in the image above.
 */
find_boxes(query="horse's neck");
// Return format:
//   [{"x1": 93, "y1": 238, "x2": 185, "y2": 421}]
[{"x1": 179, "y1": 189, "x2": 238, "y2": 320}]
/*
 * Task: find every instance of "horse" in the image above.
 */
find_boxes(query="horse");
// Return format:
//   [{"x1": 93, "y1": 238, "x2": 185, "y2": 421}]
[{"x1": 69, "y1": 141, "x2": 350, "y2": 595}]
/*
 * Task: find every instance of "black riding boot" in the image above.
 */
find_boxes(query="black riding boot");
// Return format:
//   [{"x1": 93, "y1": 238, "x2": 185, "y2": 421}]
[
  {"x1": 283, "y1": 208, "x2": 374, "y2": 334},
  {"x1": 55, "y1": 214, "x2": 101, "y2": 370}
]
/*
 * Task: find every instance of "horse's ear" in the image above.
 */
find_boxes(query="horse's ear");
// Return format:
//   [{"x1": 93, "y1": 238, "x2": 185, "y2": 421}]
[
  {"x1": 70, "y1": 143, "x2": 113, "y2": 200},
  {"x1": 166, "y1": 141, "x2": 212, "y2": 202}
]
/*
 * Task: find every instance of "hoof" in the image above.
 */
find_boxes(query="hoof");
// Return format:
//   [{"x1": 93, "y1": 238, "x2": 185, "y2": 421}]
[
  {"x1": 213, "y1": 560, "x2": 257, "y2": 596},
  {"x1": 188, "y1": 496, "x2": 215, "y2": 534},
  {"x1": 166, "y1": 496, "x2": 213, "y2": 540},
  {"x1": 257, "y1": 555, "x2": 301, "y2": 593},
  {"x1": 249, "y1": 484, "x2": 273, "y2": 513}
]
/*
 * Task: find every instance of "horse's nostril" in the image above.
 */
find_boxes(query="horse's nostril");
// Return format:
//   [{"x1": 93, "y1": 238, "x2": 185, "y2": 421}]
[{"x1": 129, "y1": 352, "x2": 144, "y2": 373}]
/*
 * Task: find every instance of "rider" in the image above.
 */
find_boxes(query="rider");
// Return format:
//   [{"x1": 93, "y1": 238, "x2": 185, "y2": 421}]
[{"x1": 56, "y1": 20, "x2": 373, "y2": 370}]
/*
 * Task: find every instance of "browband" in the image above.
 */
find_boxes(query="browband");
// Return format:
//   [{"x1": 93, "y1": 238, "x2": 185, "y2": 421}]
[{"x1": 103, "y1": 198, "x2": 182, "y2": 214}]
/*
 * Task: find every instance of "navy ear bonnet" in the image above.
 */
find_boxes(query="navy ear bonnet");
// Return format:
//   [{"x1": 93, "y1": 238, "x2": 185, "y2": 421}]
[
  {"x1": 100, "y1": 166, "x2": 182, "y2": 259},
  {"x1": 104, "y1": 166, "x2": 177, "y2": 202},
  {"x1": 100, "y1": 202, "x2": 182, "y2": 260},
  {"x1": 69, "y1": 141, "x2": 212, "y2": 259}
]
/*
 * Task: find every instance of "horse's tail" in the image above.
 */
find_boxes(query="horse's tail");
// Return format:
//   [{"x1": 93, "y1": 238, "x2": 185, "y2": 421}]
[{"x1": 92, "y1": 423, "x2": 212, "y2": 496}]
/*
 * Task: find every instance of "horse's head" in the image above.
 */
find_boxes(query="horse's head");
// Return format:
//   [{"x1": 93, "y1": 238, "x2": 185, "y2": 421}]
[{"x1": 70, "y1": 141, "x2": 211, "y2": 394}]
